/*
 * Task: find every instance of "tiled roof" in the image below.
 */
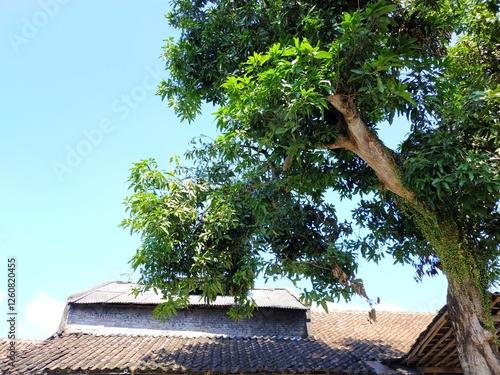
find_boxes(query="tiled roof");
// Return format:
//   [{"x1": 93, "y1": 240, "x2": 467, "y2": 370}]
[
  {"x1": 2, "y1": 333, "x2": 357, "y2": 375},
  {"x1": 310, "y1": 310, "x2": 436, "y2": 373},
  {"x1": 0, "y1": 339, "x2": 42, "y2": 375},
  {"x1": 0, "y1": 310, "x2": 435, "y2": 375},
  {"x1": 68, "y1": 281, "x2": 307, "y2": 310},
  {"x1": 311, "y1": 310, "x2": 436, "y2": 357},
  {"x1": 0, "y1": 339, "x2": 41, "y2": 356}
]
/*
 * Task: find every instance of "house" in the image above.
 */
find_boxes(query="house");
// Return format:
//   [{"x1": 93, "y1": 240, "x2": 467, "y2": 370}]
[{"x1": 1, "y1": 281, "x2": 499, "y2": 375}]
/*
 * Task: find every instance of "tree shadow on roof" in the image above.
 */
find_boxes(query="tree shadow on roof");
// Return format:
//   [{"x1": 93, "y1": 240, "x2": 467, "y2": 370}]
[{"x1": 140, "y1": 336, "x2": 407, "y2": 374}]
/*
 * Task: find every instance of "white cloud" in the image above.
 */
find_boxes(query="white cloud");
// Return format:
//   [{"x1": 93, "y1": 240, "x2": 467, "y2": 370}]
[{"x1": 25, "y1": 293, "x2": 65, "y2": 337}]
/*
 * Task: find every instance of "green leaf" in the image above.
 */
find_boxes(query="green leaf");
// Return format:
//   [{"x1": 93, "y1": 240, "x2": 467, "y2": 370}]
[
  {"x1": 314, "y1": 50, "x2": 332, "y2": 59},
  {"x1": 397, "y1": 91, "x2": 416, "y2": 106},
  {"x1": 377, "y1": 76, "x2": 384, "y2": 93}
]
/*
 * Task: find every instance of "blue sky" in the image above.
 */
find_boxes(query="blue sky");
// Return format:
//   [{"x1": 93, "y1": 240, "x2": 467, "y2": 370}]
[{"x1": 0, "y1": 0, "x2": 447, "y2": 340}]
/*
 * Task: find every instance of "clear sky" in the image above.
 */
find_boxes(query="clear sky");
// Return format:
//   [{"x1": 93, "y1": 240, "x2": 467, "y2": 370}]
[{"x1": 0, "y1": 0, "x2": 447, "y2": 340}]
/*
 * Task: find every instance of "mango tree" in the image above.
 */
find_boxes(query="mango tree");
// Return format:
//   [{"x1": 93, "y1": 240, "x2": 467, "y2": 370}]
[{"x1": 122, "y1": 1, "x2": 500, "y2": 373}]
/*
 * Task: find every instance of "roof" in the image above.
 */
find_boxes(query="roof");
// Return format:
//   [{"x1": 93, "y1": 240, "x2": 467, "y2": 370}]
[
  {"x1": 395, "y1": 293, "x2": 500, "y2": 373},
  {"x1": 310, "y1": 309, "x2": 436, "y2": 374},
  {"x1": 0, "y1": 339, "x2": 41, "y2": 355},
  {"x1": 311, "y1": 309, "x2": 436, "y2": 361},
  {"x1": 2, "y1": 333, "x2": 350, "y2": 374},
  {"x1": 0, "y1": 339, "x2": 42, "y2": 375},
  {"x1": 4, "y1": 282, "x2": 499, "y2": 374},
  {"x1": 0, "y1": 310, "x2": 435, "y2": 375},
  {"x1": 67, "y1": 281, "x2": 307, "y2": 310}
]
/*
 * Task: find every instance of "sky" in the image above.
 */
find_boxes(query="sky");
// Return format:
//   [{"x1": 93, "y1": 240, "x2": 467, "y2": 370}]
[{"x1": 0, "y1": 0, "x2": 447, "y2": 340}]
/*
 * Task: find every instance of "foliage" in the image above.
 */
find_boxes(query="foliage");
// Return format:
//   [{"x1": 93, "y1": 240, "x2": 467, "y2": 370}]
[
  {"x1": 123, "y1": 151, "x2": 363, "y2": 317},
  {"x1": 122, "y1": 0, "x2": 500, "y2": 322},
  {"x1": 399, "y1": 0, "x2": 500, "y2": 289},
  {"x1": 159, "y1": 0, "x2": 451, "y2": 122}
]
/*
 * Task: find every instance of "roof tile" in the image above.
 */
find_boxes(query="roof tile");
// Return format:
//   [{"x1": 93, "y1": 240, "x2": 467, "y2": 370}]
[{"x1": 1, "y1": 333, "x2": 392, "y2": 375}]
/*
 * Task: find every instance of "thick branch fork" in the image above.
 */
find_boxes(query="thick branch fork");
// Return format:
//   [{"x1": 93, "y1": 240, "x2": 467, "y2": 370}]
[{"x1": 326, "y1": 94, "x2": 414, "y2": 201}]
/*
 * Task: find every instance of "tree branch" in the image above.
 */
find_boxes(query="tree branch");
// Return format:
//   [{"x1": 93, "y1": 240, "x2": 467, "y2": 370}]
[
  {"x1": 326, "y1": 94, "x2": 415, "y2": 201},
  {"x1": 246, "y1": 144, "x2": 280, "y2": 179}
]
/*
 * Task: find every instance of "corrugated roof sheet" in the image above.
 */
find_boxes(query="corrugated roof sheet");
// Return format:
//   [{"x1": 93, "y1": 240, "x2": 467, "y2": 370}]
[{"x1": 68, "y1": 281, "x2": 307, "y2": 310}]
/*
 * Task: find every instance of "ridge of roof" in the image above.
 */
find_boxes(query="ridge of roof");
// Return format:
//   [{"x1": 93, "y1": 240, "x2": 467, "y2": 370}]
[
  {"x1": 311, "y1": 309, "x2": 436, "y2": 315},
  {"x1": 63, "y1": 326, "x2": 309, "y2": 339},
  {"x1": 57, "y1": 331, "x2": 315, "y2": 341}
]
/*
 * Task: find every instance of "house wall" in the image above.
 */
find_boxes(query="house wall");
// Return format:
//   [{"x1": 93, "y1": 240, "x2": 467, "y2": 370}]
[{"x1": 65, "y1": 304, "x2": 308, "y2": 338}]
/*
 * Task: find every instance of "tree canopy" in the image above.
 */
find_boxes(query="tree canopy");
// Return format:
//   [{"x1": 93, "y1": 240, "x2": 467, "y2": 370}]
[{"x1": 121, "y1": 1, "x2": 500, "y2": 373}]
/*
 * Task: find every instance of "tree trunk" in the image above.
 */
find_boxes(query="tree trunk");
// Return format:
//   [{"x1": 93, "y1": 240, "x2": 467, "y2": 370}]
[
  {"x1": 325, "y1": 93, "x2": 500, "y2": 375},
  {"x1": 447, "y1": 278, "x2": 500, "y2": 375}
]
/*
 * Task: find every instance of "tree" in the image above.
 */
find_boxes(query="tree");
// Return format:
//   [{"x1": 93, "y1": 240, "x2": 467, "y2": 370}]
[{"x1": 121, "y1": 1, "x2": 500, "y2": 373}]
